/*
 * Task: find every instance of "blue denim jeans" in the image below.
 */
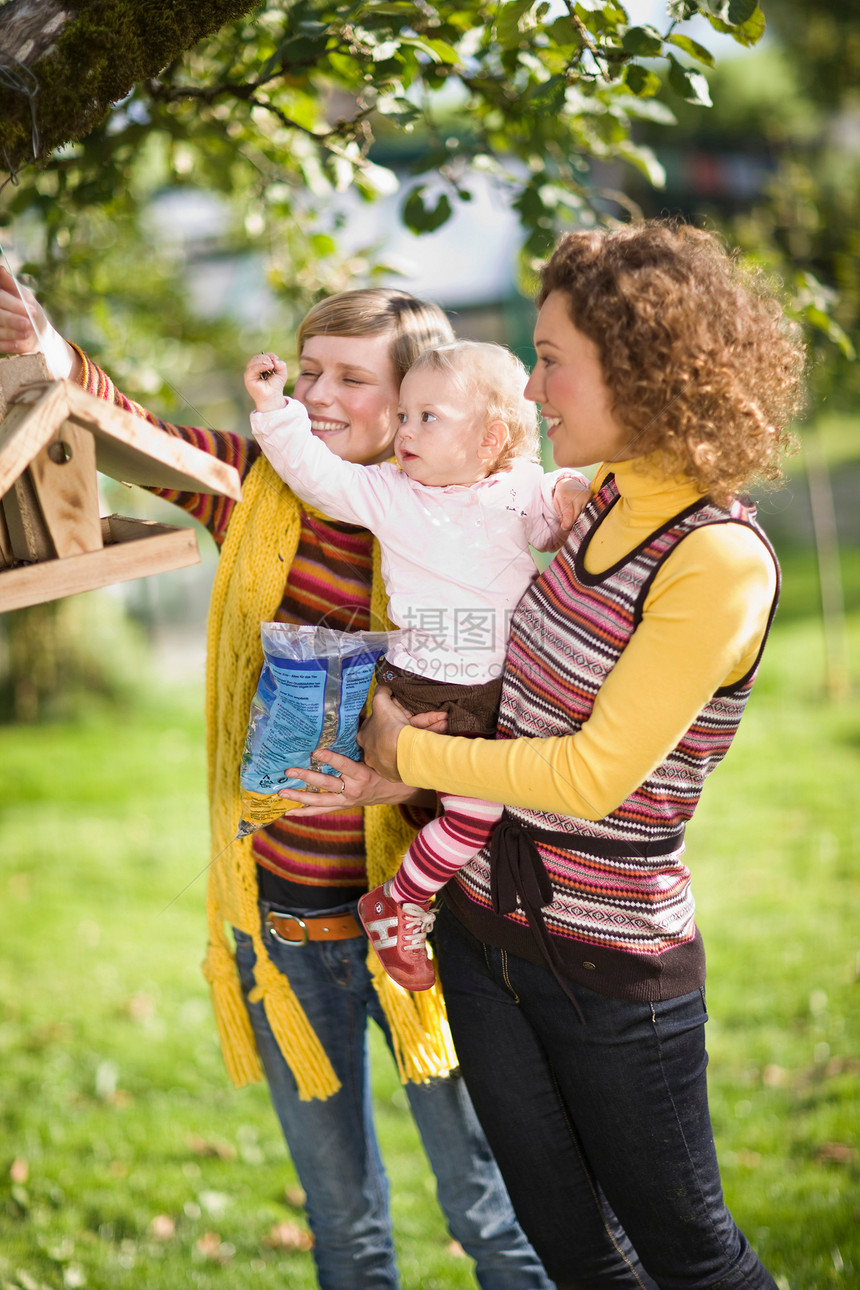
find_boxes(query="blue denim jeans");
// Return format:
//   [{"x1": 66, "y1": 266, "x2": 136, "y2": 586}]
[
  {"x1": 435, "y1": 905, "x2": 778, "y2": 1290},
  {"x1": 233, "y1": 900, "x2": 554, "y2": 1290}
]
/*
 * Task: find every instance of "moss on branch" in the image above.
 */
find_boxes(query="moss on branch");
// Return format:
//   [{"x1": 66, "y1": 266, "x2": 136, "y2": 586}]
[{"x1": 0, "y1": 0, "x2": 259, "y2": 175}]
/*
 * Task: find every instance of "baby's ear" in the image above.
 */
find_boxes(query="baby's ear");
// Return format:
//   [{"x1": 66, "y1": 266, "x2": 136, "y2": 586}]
[{"x1": 478, "y1": 419, "x2": 509, "y2": 462}]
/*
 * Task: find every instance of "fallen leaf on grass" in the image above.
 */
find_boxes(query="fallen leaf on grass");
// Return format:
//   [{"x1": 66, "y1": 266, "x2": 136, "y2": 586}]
[
  {"x1": 9, "y1": 1157, "x2": 28, "y2": 1184},
  {"x1": 825, "y1": 1055, "x2": 860, "y2": 1078},
  {"x1": 795, "y1": 1052, "x2": 860, "y2": 1090},
  {"x1": 262, "y1": 1222, "x2": 313, "y2": 1251},
  {"x1": 148, "y1": 1215, "x2": 176, "y2": 1241},
  {"x1": 195, "y1": 1232, "x2": 234, "y2": 1264},
  {"x1": 186, "y1": 1133, "x2": 237, "y2": 1161},
  {"x1": 125, "y1": 993, "x2": 156, "y2": 1022},
  {"x1": 814, "y1": 1142, "x2": 857, "y2": 1165},
  {"x1": 28, "y1": 1022, "x2": 72, "y2": 1050}
]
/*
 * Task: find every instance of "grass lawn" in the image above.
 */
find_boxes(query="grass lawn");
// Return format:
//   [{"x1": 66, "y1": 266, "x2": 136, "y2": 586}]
[{"x1": 1, "y1": 597, "x2": 858, "y2": 1288}]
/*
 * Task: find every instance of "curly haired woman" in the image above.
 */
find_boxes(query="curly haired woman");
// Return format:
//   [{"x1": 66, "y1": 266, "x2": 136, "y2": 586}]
[{"x1": 358, "y1": 222, "x2": 807, "y2": 1289}]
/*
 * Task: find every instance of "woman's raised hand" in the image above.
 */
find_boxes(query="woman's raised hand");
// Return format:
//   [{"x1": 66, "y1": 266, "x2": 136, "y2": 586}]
[{"x1": 0, "y1": 266, "x2": 79, "y2": 380}]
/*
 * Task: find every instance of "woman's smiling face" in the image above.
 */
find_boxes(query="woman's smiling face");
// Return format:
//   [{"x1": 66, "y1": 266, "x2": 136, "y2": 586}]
[
  {"x1": 292, "y1": 333, "x2": 401, "y2": 465},
  {"x1": 524, "y1": 290, "x2": 634, "y2": 470}
]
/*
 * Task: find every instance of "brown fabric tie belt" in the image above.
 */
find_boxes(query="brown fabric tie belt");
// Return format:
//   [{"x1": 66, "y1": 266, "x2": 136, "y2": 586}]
[
  {"x1": 489, "y1": 814, "x2": 686, "y2": 1023},
  {"x1": 266, "y1": 910, "x2": 363, "y2": 946}
]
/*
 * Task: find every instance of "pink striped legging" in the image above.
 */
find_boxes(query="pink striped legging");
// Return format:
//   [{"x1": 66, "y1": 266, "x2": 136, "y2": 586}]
[{"x1": 390, "y1": 794, "x2": 504, "y2": 905}]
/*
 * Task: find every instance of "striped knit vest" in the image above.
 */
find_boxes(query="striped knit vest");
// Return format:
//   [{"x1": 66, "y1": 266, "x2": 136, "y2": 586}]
[{"x1": 446, "y1": 474, "x2": 780, "y2": 1002}]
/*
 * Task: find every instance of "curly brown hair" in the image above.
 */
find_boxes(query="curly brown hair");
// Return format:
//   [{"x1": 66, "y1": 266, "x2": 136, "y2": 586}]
[{"x1": 537, "y1": 221, "x2": 807, "y2": 505}]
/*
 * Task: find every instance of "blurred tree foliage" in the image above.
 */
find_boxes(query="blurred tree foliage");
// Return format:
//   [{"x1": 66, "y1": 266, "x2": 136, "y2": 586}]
[
  {"x1": 747, "y1": 0, "x2": 859, "y2": 403},
  {"x1": 630, "y1": 0, "x2": 859, "y2": 404},
  {"x1": 6, "y1": 0, "x2": 835, "y2": 722},
  {"x1": 0, "y1": 2, "x2": 764, "y2": 359}
]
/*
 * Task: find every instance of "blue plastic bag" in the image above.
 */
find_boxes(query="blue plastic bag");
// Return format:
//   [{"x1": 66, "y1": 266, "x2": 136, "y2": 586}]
[{"x1": 237, "y1": 623, "x2": 401, "y2": 837}]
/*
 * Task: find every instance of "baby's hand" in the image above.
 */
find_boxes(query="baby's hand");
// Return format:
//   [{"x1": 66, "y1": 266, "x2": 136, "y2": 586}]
[
  {"x1": 244, "y1": 351, "x2": 288, "y2": 413},
  {"x1": 553, "y1": 475, "x2": 591, "y2": 532}
]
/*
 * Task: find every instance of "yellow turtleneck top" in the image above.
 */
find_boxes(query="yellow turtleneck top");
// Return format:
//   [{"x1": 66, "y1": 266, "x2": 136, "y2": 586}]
[{"x1": 397, "y1": 458, "x2": 777, "y2": 820}]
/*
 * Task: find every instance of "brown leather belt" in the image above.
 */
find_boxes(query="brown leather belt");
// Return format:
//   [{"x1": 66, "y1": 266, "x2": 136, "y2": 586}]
[{"x1": 266, "y1": 910, "x2": 363, "y2": 946}]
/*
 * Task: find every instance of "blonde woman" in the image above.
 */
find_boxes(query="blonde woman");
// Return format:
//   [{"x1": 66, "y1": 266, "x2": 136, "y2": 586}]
[{"x1": 0, "y1": 272, "x2": 553, "y2": 1290}]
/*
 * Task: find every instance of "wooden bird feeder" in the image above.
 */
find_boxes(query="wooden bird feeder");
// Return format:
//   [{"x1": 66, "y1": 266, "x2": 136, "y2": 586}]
[{"x1": 0, "y1": 354, "x2": 242, "y2": 613}]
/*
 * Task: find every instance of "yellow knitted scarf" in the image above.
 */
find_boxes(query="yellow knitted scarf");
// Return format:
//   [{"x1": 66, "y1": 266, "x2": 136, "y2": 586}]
[{"x1": 201, "y1": 456, "x2": 457, "y2": 1100}]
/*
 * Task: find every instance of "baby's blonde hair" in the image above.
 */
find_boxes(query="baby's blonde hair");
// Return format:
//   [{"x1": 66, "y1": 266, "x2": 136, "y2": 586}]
[{"x1": 406, "y1": 341, "x2": 540, "y2": 471}]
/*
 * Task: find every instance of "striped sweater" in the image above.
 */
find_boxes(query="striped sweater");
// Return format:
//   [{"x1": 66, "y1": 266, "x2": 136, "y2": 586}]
[
  {"x1": 439, "y1": 472, "x2": 780, "y2": 1000},
  {"x1": 77, "y1": 353, "x2": 425, "y2": 910}
]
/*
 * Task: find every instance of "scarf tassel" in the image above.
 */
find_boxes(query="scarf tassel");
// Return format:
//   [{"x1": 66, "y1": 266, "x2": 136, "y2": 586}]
[
  {"x1": 247, "y1": 928, "x2": 342, "y2": 1101},
  {"x1": 202, "y1": 936, "x2": 264, "y2": 1089}
]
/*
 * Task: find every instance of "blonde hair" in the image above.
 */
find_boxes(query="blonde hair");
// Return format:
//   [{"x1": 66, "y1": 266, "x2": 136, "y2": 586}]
[
  {"x1": 297, "y1": 288, "x2": 454, "y2": 382},
  {"x1": 538, "y1": 221, "x2": 807, "y2": 505},
  {"x1": 406, "y1": 340, "x2": 539, "y2": 471}
]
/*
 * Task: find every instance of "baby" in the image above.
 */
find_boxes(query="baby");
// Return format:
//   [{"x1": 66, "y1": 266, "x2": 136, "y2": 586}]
[{"x1": 245, "y1": 340, "x2": 590, "y2": 990}]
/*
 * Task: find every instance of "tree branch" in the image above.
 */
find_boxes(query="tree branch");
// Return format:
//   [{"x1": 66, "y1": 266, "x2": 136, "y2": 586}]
[{"x1": 147, "y1": 78, "x2": 378, "y2": 145}]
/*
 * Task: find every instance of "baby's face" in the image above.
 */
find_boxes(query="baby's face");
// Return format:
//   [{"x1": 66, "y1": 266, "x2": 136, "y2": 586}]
[{"x1": 394, "y1": 366, "x2": 490, "y2": 487}]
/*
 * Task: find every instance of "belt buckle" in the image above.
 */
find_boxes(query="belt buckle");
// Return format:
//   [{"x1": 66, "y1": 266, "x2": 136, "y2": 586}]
[{"x1": 267, "y1": 912, "x2": 308, "y2": 946}]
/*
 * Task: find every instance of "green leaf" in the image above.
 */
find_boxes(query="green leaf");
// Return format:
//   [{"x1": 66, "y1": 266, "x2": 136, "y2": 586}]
[
  {"x1": 418, "y1": 38, "x2": 463, "y2": 65},
  {"x1": 703, "y1": 1, "x2": 765, "y2": 45},
  {"x1": 281, "y1": 32, "x2": 332, "y2": 66},
  {"x1": 311, "y1": 233, "x2": 337, "y2": 256},
  {"x1": 402, "y1": 186, "x2": 453, "y2": 233},
  {"x1": 544, "y1": 15, "x2": 580, "y2": 48},
  {"x1": 624, "y1": 63, "x2": 661, "y2": 97},
  {"x1": 667, "y1": 1, "x2": 699, "y2": 17},
  {"x1": 528, "y1": 75, "x2": 568, "y2": 112},
  {"x1": 616, "y1": 141, "x2": 666, "y2": 187},
  {"x1": 524, "y1": 225, "x2": 557, "y2": 258},
  {"x1": 361, "y1": 2, "x2": 425, "y2": 13},
  {"x1": 620, "y1": 95, "x2": 676, "y2": 125},
  {"x1": 497, "y1": 0, "x2": 535, "y2": 45},
  {"x1": 514, "y1": 183, "x2": 549, "y2": 220},
  {"x1": 621, "y1": 26, "x2": 663, "y2": 57},
  {"x1": 376, "y1": 96, "x2": 422, "y2": 127},
  {"x1": 727, "y1": 0, "x2": 758, "y2": 23},
  {"x1": 667, "y1": 57, "x2": 712, "y2": 106},
  {"x1": 731, "y1": 6, "x2": 766, "y2": 46},
  {"x1": 802, "y1": 307, "x2": 856, "y2": 358},
  {"x1": 666, "y1": 33, "x2": 715, "y2": 67}
]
